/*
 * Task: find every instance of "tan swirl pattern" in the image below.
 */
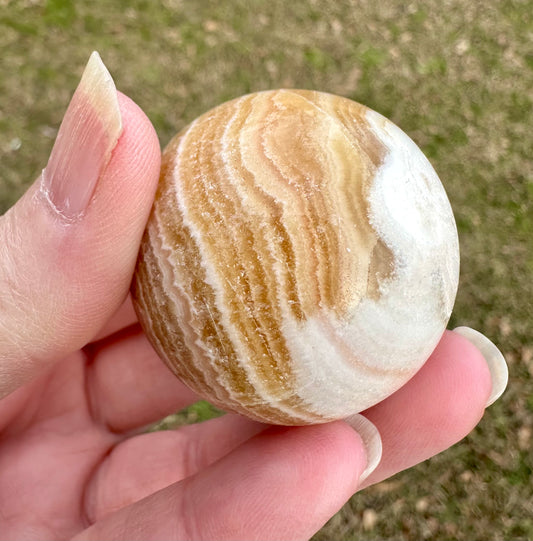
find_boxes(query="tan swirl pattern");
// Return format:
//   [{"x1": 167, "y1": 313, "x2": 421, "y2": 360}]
[{"x1": 132, "y1": 90, "x2": 459, "y2": 425}]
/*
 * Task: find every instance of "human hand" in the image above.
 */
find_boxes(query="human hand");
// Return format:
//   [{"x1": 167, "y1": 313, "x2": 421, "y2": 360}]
[{"x1": 0, "y1": 53, "x2": 507, "y2": 540}]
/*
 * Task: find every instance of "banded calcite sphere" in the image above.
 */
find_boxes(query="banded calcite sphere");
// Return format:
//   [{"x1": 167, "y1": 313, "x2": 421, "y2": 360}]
[{"x1": 132, "y1": 90, "x2": 460, "y2": 425}]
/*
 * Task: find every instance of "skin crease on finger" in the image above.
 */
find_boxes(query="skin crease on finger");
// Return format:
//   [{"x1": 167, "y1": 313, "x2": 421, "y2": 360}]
[{"x1": 92, "y1": 295, "x2": 139, "y2": 342}]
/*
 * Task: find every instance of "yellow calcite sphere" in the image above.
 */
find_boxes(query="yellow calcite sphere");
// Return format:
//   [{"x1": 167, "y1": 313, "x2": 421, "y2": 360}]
[{"x1": 132, "y1": 90, "x2": 459, "y2": 425}]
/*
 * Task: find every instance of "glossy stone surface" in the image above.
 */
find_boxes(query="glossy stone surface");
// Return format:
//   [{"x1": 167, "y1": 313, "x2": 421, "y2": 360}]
[{"x1": 132, "y1": 90, "x2": 460, "y2": 425}]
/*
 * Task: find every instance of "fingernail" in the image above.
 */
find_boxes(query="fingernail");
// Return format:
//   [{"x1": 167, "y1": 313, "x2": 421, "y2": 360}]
[
  {"x1": 344, "y1": 413, "x2": 382, "y2": 483},
  {"x1": 453, "y1": 326, "x2": 509, "y2": 407},
  {"x1": 41, "y1": 51, "x2": 123, "y2": 220}
]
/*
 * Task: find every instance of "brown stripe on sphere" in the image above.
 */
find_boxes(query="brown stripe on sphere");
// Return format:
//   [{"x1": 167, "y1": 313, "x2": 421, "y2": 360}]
[
  {"x1": 134, "y1": 130, "x2": 320, "y2": 424},
  {"x1": 172, "y1": 105, "x2": 322, "y2": 422}
]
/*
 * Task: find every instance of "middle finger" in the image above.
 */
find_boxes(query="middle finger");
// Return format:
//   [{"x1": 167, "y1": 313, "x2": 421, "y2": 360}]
[{"x1": 86, "y1": 325, "x2": 199, "y2": 433}]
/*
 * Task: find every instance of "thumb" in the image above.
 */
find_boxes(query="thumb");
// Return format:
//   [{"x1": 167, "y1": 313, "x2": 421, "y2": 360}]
[{"x1": 0, "y1": 52, "x2": 161, "y2": 397}]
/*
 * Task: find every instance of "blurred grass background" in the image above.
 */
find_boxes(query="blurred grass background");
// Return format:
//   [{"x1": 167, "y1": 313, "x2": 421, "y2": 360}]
[{"x1": 1, "y1": 0, "x2": 532, "y2": 538}]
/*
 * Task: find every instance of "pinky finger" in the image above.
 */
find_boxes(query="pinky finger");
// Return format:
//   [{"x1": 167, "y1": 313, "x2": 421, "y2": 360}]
[{"x1": 360, "y1": 329, "x2": 501, "y2": 488}]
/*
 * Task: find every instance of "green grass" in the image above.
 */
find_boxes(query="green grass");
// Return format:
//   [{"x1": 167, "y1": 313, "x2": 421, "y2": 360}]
[
  {"x1": 1, "y1": 0, "x2": 532, "y2": 538},
  {"x1": 148, "y1": 401, "x2": 225, "y2": 431}
]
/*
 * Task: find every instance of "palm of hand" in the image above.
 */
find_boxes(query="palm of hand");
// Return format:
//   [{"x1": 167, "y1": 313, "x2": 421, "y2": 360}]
[
  {"x1": 1, "y1": 349, "x2": 118, "y2": 537},
  {"x1": 0, "y1": 316, "x2": 262, "y2": 539}
]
